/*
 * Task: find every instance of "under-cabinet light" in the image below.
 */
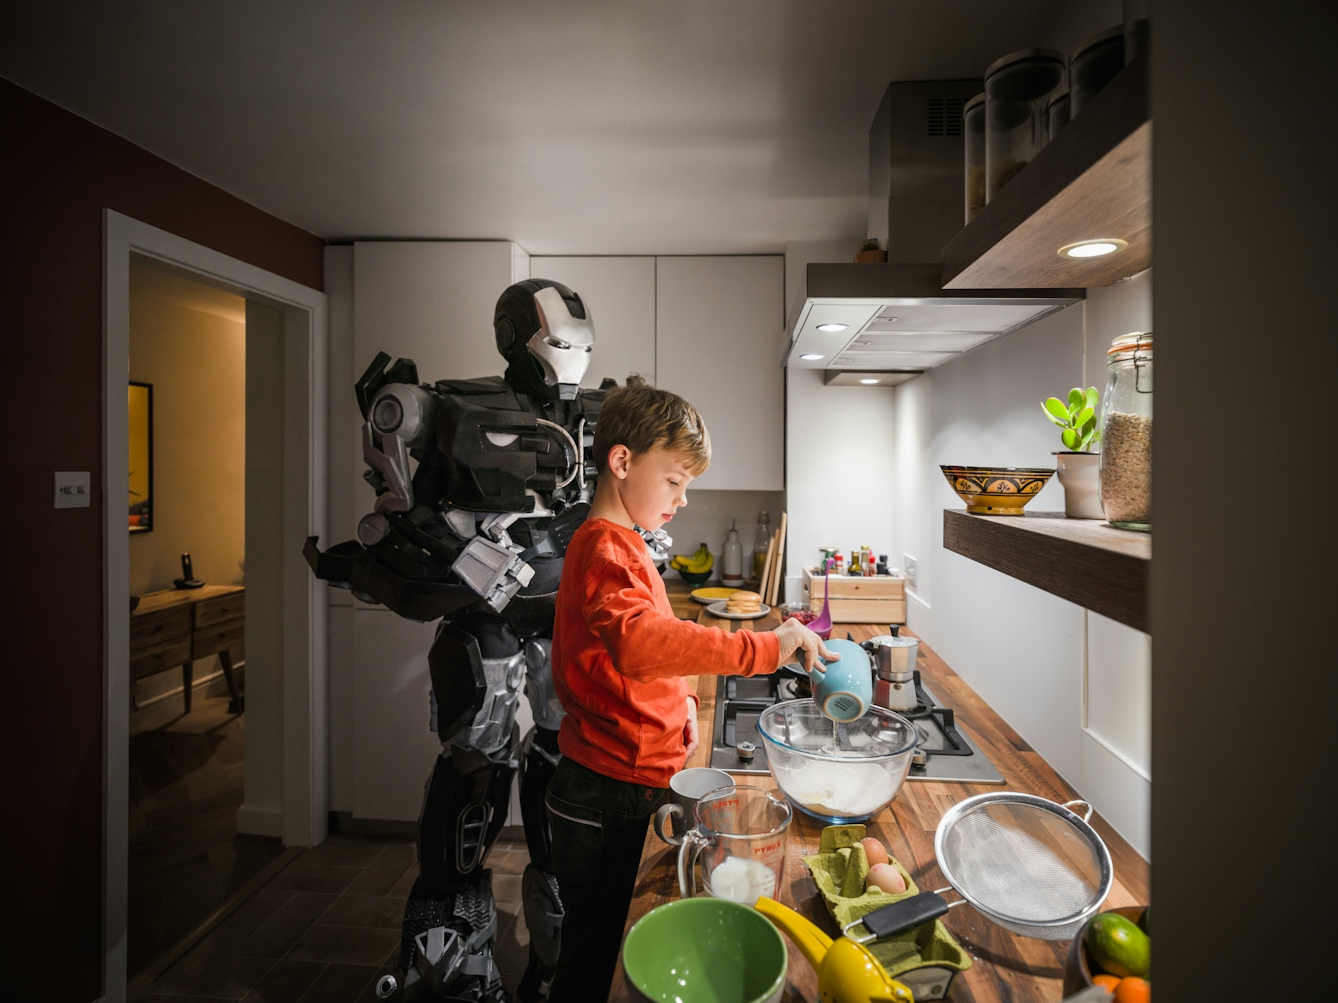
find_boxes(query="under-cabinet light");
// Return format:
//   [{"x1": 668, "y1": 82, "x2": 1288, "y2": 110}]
[
  {"x1": 860, "y1": 378, "x2": 880, "y2": 384},
  {"x1": 799, "y1": 353, "x2": 824, "y2": 361},
  {"x1": 816, "y1": 323, "x2": 849, "y2": 332},
  {"x1": 1058, "y1": 238, "x2": 1128, "y2": 259}
]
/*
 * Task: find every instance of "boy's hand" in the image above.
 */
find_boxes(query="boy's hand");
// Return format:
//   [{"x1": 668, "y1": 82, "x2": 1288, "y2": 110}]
[
  {"x1": 773, "y1": 618, "x2": 838, "y2": 672},
  {"x1": 683, "y1": 695, "x2": 700, "y2": 759}
]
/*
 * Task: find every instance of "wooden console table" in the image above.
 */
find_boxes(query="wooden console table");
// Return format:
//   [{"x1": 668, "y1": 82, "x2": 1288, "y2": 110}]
[{"x1": 130, "y1": 585, "x2": 245, "y2": 714}]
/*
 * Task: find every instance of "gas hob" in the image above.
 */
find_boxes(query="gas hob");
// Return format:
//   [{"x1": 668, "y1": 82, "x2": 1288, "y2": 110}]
[{"x1": 709, "y1": 669, "x2": 1005, "y2": 784}]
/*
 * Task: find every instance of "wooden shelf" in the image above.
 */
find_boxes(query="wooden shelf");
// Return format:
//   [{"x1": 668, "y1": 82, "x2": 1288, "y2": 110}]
[
  {"x1": 943, "y1": 509, "x2": 1149, "y2": 632},
  {"x1": 943, "y1": 54, "x2": 1150, "y2": 289}
]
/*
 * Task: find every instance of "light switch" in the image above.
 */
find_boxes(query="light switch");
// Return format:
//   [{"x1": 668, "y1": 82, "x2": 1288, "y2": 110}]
[
  {"x1": 55, "y1": 471, "x2": 91, "y2": 509},
  {"x1": 903, "y1": 554, "x2": 918, "y2": 589}
]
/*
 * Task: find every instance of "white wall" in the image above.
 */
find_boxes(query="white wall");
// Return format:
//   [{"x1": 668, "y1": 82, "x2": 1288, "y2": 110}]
[{"x1": 891, "y1": 274, "x2": 1154, "y2": 859}]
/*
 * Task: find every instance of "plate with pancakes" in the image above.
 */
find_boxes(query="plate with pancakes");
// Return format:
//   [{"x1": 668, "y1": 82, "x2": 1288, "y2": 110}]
[{"x1": 706, "y1": 591, "x2": 770, "y2": 620}]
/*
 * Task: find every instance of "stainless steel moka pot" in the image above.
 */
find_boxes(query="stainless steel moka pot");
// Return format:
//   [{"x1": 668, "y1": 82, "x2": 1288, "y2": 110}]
[{"x1": 864, "y1": 627, "x2": 920, "y2": 713}]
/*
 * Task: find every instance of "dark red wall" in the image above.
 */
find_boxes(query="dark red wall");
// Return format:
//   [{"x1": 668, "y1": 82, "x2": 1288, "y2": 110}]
[{"x1": 0, "y1": 78, "x2": 324, "y2": 999}]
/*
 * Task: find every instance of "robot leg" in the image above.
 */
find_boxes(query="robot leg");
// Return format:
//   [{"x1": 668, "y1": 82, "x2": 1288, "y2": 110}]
[
  {"x1": 388, "y1": 614, "x2": 525, "y2": 1001},
  {"x1": 517, "y1": 638, "x2": 565, "y2": 1002}
]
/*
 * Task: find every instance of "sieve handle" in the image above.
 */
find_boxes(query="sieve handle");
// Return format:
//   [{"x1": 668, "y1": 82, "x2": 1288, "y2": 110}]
[
  {"x1": 848, "y1": 891, "x2": 953, "y2": 941},
  {"x1": 1061, "y1": 799, "x2": 1094, "y2": 822}
]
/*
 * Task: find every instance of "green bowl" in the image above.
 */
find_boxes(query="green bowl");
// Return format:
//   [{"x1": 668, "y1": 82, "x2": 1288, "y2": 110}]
[
  {"x1": 678, "y1": 568, "x2": 713, "y2": 587},
  {"x1": 623, "y1": 898, "x2": 787, "y2": 1003}
]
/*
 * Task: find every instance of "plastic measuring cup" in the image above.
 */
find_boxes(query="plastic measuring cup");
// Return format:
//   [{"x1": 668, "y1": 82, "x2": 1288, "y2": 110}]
[{"x1": 677, "y1": 785, "x2": 792, "y2": 907}]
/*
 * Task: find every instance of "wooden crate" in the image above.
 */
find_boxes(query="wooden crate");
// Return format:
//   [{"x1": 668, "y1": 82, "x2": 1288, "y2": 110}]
[{"x1": 802, "y1": 567, "x2": 906, "y2": 624}]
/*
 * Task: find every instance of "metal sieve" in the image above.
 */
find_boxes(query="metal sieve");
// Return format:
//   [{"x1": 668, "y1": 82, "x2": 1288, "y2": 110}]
[{"x1": 844, "y1": 792, "x2": 1113, "y2": 943}]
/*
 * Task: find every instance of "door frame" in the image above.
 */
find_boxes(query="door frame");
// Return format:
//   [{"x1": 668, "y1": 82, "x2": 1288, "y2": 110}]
[{"x1": 102, "y1": 209, "x2": 329, "y2": 1000}]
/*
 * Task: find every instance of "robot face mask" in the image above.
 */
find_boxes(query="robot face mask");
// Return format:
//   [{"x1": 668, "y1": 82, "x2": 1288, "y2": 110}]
[{"x1": 527, "y1": 286, "x2": 594, "y2": 399}]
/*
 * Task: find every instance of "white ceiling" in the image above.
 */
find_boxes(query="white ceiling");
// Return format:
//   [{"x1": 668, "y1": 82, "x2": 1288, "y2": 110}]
[{"x1": 2, "y1": 1, "x2": 1116, "y2": 253}]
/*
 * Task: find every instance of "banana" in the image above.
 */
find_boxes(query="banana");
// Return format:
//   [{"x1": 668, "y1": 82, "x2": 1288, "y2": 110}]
[{"x1": 673, "y1": 543, "x2": 714, "y2": 574}]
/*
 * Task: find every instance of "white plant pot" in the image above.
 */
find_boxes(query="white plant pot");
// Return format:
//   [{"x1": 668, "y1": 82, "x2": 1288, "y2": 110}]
[{"x1": 1053, "y1": 452, "x2": 1104, "y2": 519}]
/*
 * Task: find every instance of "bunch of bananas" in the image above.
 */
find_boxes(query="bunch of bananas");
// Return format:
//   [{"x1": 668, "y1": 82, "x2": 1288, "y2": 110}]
[{"x1": 671, "y1": 543, "x2": 714, "y2": 575}]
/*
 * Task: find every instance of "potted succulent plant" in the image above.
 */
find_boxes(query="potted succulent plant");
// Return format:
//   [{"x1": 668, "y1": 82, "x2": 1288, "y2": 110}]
[
  {"x1": 1042, "y1": 387, "x2": 1104, "y2": 519},
  {"x1": 854, "y1": 238, "x2": 887, "y2": 264}
]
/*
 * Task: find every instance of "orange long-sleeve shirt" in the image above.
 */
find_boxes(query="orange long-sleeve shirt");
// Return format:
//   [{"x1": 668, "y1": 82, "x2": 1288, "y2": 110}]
[{"x1": 552, "y1": 518, "x2": 781, "y2": 787}]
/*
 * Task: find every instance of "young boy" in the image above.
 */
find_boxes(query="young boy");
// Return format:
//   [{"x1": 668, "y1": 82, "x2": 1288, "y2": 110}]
[{"x1": 544, "y1": 376, "x2": 833, "y2": 1001}]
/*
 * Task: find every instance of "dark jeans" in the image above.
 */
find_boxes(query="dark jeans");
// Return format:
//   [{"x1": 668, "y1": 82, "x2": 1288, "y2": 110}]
[{"x1": 545, "y1": 756, "x2": 666, "y2": 1003}]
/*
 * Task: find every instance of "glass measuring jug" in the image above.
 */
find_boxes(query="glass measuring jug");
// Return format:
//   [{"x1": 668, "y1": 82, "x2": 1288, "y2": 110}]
[{"x1": 677, "y1": 785, "x2": 792, "y2": 908}]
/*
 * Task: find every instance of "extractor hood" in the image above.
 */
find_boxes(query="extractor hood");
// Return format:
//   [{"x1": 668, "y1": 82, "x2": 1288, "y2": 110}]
[{"x1": 784, "y1": 80, "x2": 1082, "y2": 374}]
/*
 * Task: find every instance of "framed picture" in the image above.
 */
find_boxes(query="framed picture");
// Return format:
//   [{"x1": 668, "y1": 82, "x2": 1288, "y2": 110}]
[{"x1": 128, "y1": 381, "x2": 153, "y2": 533}]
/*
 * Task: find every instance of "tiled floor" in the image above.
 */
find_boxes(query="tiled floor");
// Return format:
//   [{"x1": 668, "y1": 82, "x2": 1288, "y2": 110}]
[
  {"x1": 133, "y1": 834, "x2": 535, "y2": 1002},
  {"x1": 129, "y1": 689, "x2": 285, "y2": 978}
]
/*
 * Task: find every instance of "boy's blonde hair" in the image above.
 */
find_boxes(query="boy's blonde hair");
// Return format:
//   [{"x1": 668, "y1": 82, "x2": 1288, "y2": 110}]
[{"x1": 593, "y1": 374, "x2": 711, "y2": 475}]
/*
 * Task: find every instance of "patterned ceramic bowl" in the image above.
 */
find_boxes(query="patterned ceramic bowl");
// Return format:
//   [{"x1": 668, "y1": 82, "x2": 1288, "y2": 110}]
[{"x1": 940, "y1": 465, "x2": 1055, "y2": 515}]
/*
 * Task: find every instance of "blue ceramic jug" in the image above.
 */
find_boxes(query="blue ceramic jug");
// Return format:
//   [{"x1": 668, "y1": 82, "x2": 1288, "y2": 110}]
[{"x1": 806, "y1": 638, "x2": 873, "y2": 723}]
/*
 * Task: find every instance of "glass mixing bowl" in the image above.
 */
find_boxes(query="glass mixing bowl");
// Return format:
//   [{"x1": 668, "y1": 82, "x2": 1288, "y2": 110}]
[{"x1": 756, "y1": 699, "x2": 918, "y2": 823}]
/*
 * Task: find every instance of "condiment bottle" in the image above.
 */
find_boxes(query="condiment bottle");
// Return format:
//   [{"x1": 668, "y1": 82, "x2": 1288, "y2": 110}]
[{"x1": 722, "y1": 520, "x2": 744, "y2": 584}]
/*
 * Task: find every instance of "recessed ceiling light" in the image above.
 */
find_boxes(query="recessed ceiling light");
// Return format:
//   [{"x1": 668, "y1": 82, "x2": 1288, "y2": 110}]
[
  {"x1": 816, "y1": 323, "x2": 849, "y2": 333},
  {"x1": 1058, "y1": 238, "x2": 1129, "y2": 259},
  {"x1": 799, "y1": 353, "x2": 824, "y2": 361},
  {"x1": 860, "y1": 378, "x2": 880, "y2": 385}
]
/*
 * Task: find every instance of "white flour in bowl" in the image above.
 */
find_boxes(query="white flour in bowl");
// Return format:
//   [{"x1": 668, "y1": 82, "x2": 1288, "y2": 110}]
[{"x1": 783, "y1": 759, "x2": 897, "y2": 817}]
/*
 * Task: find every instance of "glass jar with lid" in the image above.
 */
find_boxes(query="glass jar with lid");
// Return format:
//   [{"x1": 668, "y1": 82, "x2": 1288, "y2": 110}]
[
  {"x1": 1070, "y1": 27, "x2": 1126, "y2": 118},
  {"x1": 1100, "y1": 332, "x2": 1152, "y2": 531},
  {"x1": 963, "y1": 92, "x2": 986, "y2": 222},
  {"x1": 985, "y1": 49, "x2": 1067, "y2": 202}
]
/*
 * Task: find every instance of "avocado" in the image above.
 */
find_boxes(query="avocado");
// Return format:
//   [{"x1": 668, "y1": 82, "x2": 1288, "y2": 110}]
[{"x1": 1084, "y1": 912, "x2": 1151, "y2": 979}]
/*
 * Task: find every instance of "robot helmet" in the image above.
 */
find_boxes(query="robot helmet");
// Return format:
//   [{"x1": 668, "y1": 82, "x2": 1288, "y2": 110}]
[{"x1": 494, "y1": 279, "x2": 594, "y2": 401}]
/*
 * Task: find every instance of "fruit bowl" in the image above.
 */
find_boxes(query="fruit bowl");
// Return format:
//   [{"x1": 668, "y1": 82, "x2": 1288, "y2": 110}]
[
  {"x1": 678, "y1": 568, "x2": 713, "y2": 586},
  {"x1": 940, "y1": 465, "x2": 1055, "y2": 515},
  {"x1": 756, "y1": 700, "x2": 918, "y2": 823},
  {"x1": 1062, "y1": 906, "x2": 1149, "y2": 996}
]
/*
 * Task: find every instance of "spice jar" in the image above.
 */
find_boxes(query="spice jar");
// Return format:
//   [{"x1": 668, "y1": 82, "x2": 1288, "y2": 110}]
[
  {"x1": 1100, "y1": 332, "x2": 1152, "y2": 531},
  {"x1": 1070, "y1": 27, "x2": 1125, "y2": 118},
  {"x1": 985, "y1": 49, "x2": 1066, "y2": 202},
  {"x1": 963, "y1": 92, "x2": 986, "y2": 222}
]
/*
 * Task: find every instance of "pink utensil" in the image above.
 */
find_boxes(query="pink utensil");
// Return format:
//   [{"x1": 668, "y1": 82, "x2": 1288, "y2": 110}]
[{"x1": 808, "y1": 560, "x2": 834, "y2": 639}]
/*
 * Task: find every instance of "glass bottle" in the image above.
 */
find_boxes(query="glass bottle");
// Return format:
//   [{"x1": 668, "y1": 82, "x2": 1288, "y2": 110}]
[
  {"x1": 752, "y1": 510, "x2": 771, "y2": 580},
  {"x1": 1099, "y1": 333, "x2": 1153, "y2": 531},
  {"x1": 985, "y1": 49, "x2": 1066, "y2": 202},
  {"x1": 848, "y1": 548, "x2": 861, "y2": 576}
]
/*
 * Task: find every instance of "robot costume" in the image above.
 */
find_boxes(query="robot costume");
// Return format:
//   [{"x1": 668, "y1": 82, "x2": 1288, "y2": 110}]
[{"x1": 306, "y1": 279, "x2": 671, "y2": 1002}]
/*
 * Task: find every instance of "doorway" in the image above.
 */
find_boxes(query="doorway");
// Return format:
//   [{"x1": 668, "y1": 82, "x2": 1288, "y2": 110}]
[
  {"x1": 125, "y1": 258, "x2": 282, "y2": 978},
  {"x1": 103, "y1": 211, "x2": 329, "y2": 1003}
]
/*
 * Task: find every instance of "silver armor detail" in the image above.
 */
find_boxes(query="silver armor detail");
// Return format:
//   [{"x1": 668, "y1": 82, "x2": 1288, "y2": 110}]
[
  {"x1": 370, "y1": 382, "x2": 439, "y2": 450},
  {"x1": 362, "y1": 422, "x2": 414, "y2": 513},
  {"x1": 451, "y1": 650, "x2": 526, "y2": 757},
  {"x1": 450, "y1": 537, "x2": 535, "y2": 612},
  {"x1": 640, "y1": 526, "x2": 674, "y2": 569},
  {"x1": 528, "y1": 286, "x2": 594, "y2": 397},
  {"x1": 523, "y1": 638, "x2": 565, "y2": 732}
]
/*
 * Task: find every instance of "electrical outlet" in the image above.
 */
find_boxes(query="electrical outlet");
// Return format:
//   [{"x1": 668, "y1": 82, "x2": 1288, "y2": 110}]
[{"x1": 903, "y1": 554, "x2": 918, "y2": 589}]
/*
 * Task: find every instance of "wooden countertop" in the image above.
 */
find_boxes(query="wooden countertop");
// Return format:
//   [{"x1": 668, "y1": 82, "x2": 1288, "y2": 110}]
[{"x1": 608, "y1": 609, "x2": 1150, "y2": 1002}]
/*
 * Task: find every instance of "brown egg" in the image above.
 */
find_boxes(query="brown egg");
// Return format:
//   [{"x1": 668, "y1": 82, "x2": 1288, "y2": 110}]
[
  {"x1": 859, "y1": 836, "x2": 890, "y2": 868},
  {"x1": 866, "y1": 863, "x2": 907, "y2": 895}
]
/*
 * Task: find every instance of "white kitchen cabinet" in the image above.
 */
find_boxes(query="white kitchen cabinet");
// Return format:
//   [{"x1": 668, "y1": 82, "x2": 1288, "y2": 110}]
[
  {"x1": 345, "y1": 241, "x2": 528, "y2": 821},
  {"x1": 353, "y1": 240, "x2": 528, "y2": 383},
  {"x1": 529, "y1": 256, "x2": 656, "y2": 389},
  {"x1": 655, "y1": 256, "x2": 784, "y2": 491},
  {"x1": 352, "y1": 607, "x2": 442, "y2": 821}
]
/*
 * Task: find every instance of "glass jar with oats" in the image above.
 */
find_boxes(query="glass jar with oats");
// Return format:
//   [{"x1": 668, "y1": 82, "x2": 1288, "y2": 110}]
[{"x1": 1100, "y1": 332, "x2": 1153, "y2": 531}]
